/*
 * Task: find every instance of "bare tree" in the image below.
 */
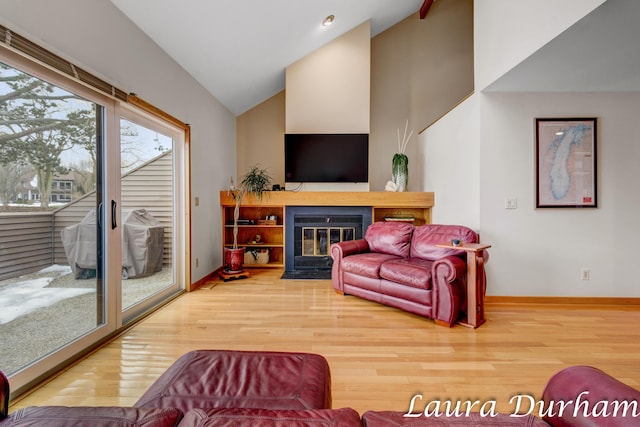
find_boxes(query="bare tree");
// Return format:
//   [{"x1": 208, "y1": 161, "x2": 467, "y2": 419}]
[
  {"x1": 0, "y1": 161, "x2": 29, "y2": 206},
  {"x1": 0, "y1": 62, "x2": 96, "y2": 208},
  {"x1": 67, "y1": 158, "x2": 95, "y2": 196}
]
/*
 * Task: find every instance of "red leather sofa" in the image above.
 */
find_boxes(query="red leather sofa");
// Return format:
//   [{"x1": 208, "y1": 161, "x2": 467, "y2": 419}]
[
  {"x1": 1, "y1": 358, "x2": 639, "y2": 426},
  {"x1": 362, "y1": 365, "x2": 640, "y2": 426},
  {"x1": 331, "y1": 221, "x2": 482, "y2": 327},
  {"x1": 540, "y1": 365, "x2": 640, "y2": 427}
]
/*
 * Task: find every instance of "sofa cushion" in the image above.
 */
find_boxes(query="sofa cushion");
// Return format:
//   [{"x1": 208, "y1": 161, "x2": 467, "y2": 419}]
[
  {"x1": 0, "y1": 406, "x2": 183, "y2": 427},
  {"x1": 410, "y1": 225, "x2": 478, "y2": 261},
  {"x1": 342, "y1": 252, "x2": 401, "y2": 279},
  {"x1": 362, "y1": 410, "x2": 550, "y2": 426},
  {"x1": 365, "y1": 221, "x2": 414, "y2": 258},
  {"x1": 379, "y1": 258, "x2": 433, "y2": 290},
  {"x1": 178, "y1": 407, "x2": 361, "y2": 427},
  {"x1": 134, "y1": 350, "x2": 331, "y2": 412}
]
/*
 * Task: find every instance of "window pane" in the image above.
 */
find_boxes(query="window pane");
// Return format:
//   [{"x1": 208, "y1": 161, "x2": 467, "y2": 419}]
[
  {"x1": 302, "y1": 228, "x2": 315, "y2": 256},
  {"x1": 119, "y1": 118, "x2": 174, "y2": 311},
  {"x1": 0, "y1": 61, "x2": 103, "y2": 375}
]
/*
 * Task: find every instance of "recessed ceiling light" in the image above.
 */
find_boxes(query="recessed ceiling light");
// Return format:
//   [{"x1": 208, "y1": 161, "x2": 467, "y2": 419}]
[{"x1": 322, "y1": 15, "x2": 335, "y2": 26}]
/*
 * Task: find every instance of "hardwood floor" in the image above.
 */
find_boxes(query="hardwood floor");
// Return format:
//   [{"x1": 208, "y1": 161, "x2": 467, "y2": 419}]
[{"x1": 9, "y1": 269, "x2": 640, "y2": 416}]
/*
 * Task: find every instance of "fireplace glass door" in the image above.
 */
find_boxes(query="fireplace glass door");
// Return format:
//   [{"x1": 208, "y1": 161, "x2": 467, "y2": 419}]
[{"x1": 302, "y1": 227, "x2": 355, "y2": 256}]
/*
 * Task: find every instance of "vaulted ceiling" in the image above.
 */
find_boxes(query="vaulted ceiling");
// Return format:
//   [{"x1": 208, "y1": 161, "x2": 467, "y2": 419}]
[
  {"x1": 110, "y1": 0, "x2": 423, "y2": 116},
  {"x1": 110, "y1": 0, "x2": 640, "y2": 117},
  {"x1": 486, "y1": 0, "x2": 640, "y2": 94}
]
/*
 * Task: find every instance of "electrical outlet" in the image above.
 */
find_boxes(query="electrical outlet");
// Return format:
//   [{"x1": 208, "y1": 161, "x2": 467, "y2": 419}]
[
  {"x1": 194, "y1": 196, "x2": 200, "y2": 206},
  {"x1": 504, "y1": 197, "x2": 518, "y2": 209},
  {"x1": 581, "y1": 268, "x2": 590, "y2": 280}
]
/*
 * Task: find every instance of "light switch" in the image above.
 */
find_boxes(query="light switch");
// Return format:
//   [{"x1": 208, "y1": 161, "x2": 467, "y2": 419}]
[
  {"x1": 504, "y1": 197, "x2": 517, "y2": 209},
  {"x1": 194, "y1": 196, "x2": 199, "y2": 206}
]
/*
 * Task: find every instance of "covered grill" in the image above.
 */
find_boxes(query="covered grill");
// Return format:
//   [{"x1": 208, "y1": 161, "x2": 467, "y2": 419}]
[{"x1": 62, "y1": 208, "x2": 164, "y2": 279}]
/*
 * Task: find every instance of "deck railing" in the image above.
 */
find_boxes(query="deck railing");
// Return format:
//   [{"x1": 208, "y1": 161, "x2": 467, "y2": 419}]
[
  {"x1": 0, "y1": 151, "x2": 173, "y2": 282},
  {"x1": 0, "y1": 212, "x2": 55, "y2": 281}
]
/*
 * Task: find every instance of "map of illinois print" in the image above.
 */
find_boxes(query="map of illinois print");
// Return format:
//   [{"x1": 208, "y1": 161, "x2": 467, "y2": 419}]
[{"x1": 537, "y1": 119, "x2": 596, "y2": 207}]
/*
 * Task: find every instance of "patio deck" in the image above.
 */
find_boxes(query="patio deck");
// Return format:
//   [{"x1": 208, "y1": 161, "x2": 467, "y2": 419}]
[{"x1": 0, "y1": 265, "x2": 172, "y2": 376}]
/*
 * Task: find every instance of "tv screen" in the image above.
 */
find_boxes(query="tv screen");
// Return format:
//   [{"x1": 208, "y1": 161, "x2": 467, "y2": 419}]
[{"x1": 284, "y1": 133, "x2": 369, "y2": 183}]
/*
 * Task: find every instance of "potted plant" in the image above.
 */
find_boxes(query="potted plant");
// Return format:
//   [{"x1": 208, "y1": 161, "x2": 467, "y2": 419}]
[
  {"x1": 385, "y1": 120, "x2": 413, "y2": 192},
  {"x1": 224, "y1": 164, "x2": 272, "y2": 273}
]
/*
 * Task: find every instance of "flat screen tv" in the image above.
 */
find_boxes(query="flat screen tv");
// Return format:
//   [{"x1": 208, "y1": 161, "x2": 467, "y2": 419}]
[{"x1": 284, "y1": 133, "x2": 369, "y2": 183}]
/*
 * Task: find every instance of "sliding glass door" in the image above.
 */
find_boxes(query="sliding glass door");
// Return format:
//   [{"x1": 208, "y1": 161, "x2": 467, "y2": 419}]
[
  {"x1": 0, "y1": 59, "x2": 113, "y2": 387},
  {"x1": 0, "y1": 50, "x2": 186, "y2": 393},
  {"x1": 119, "y1": 111, "x2": 183, "y2": 321}
]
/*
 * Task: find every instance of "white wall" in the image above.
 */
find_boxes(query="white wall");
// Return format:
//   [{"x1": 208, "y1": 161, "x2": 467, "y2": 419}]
[
  {"x1": 0, "y1": 0, "x2": 236, "y2": 283},
  {"x1": 420, "y1": 94, "x2": 480, "y2": 230},
  {"x1": 420, "y1": 0, "x2": 640, "y2": 297},
  {"x1": 285, "y1": 21, "x2": 370, "y2": 134},
  {"x1": 474, "y1": 0, "x2": 604, "y2": 91},
  {"x1": 480, "y1": 92, "x2": 640, "y2": 297}
]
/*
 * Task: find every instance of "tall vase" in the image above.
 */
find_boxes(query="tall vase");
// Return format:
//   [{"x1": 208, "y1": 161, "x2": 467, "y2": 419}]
[{"x1": 392, "y1": 153, "x2": 408, "y2": 192}]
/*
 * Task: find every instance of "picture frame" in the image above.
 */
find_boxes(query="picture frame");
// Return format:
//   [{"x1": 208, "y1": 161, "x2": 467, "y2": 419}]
[{"x1": 535, "y1": 117, "x2": 597, "y2": 208}]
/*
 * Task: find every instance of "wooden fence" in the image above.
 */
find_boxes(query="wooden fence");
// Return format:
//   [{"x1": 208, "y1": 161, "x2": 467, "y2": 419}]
[
  {"x1": 0, "y1": 212, "x2": 55, "y2": 281},
  {"x1": 0, "y1": 151, "x2": 173, "y2": 281}
]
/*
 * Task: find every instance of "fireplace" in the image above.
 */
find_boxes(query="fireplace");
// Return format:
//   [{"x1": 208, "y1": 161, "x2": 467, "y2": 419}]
[{"x1": 284, "y1": 206, "x2": 371, "y2": 277}]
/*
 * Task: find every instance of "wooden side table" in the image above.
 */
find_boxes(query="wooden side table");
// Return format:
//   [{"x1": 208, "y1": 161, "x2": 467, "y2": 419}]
[{"x1": 436, "y1": 242, "x2": 491, "y2": 328}]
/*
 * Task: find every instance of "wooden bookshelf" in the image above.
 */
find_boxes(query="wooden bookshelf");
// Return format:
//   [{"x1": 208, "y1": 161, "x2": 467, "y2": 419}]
[
  {"x1": 220, "y1": 191, "x2": 434, "y2": 269},
  {"x1": 221, "y1": 199, "x2": 285, "y2": 268}
]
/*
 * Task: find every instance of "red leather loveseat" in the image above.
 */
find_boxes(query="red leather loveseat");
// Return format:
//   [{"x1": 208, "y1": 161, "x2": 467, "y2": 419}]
[{"x1": 331, "y1": 221, "x2": 483, "y2": 327}]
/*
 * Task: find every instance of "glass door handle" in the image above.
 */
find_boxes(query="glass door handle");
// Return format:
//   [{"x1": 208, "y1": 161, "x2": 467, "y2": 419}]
[
  {"x1": 111, "y1": 200, "x2": 117, "y2": 229},
  {"x1": 97, "y1": 202, "x2": 103, "y2": 228}
]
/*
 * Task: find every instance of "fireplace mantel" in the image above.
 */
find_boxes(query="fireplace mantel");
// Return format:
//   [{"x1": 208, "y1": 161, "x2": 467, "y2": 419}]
[
  {"x1": 219, "y1": 191, "x2": 433, "y2": 208},
  {"x1": 219, "y1": 191, "x2": 434, "y2": 269}
]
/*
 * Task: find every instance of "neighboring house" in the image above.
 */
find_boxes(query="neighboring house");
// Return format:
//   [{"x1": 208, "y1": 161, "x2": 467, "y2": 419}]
[
  {"x1": 50, "y1": 172, "x2": 76, "y2": 204},
  {"x1": 13, "y1": 171, "x2": 81, "y2": 205},
  {"x1": 15, "y1": 186, "x2": 38, "y2": 203},
  {"x1": 15, "y1": 172, "x2": 39, "y2": 203}
]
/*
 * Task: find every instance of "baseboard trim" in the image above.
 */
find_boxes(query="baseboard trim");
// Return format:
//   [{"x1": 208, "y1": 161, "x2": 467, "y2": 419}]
[
  {"x1": 189, "y1": 269, "x2": 640, "y2": 306},
  {"x1": 485, "y1": 296, "x2": 640, "y2": 306},
  {"x1": 190, "y1": 267, "x2": 224, "y2": 290}
]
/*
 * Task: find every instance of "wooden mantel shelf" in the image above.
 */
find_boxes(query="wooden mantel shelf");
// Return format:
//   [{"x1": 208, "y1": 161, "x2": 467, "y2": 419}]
[{"x1": 219, "y1": 191, "x2": 434, "y2": 208}]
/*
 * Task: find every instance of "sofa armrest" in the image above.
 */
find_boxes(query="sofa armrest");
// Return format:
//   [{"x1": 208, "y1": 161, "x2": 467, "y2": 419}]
[
  {"x1": 541, "y1": 365, "x2": 640, "y2": 427},
  {"x1": 331, "y1": 239, "x2": 370, "y2": 259},
  {"x1": 431, "y1": 255, "x2": 467, "y2": 326},
  {"x1": 433, "y1": 255, "x2": 466, "y2": 283},
  {"x1": 330, "y1": 239, "x2": 369, "y2": 293}
]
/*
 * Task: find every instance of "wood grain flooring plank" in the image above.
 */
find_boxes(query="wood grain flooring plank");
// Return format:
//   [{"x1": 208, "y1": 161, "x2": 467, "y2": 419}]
[{"x1": 8, "y1": 269, "x2": 640, "y2": 417}]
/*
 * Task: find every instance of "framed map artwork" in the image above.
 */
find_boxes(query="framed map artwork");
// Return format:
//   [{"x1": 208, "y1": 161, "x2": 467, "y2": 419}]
[{"x1": 535, "y1": 118, "x2": 597, "y2": 208}]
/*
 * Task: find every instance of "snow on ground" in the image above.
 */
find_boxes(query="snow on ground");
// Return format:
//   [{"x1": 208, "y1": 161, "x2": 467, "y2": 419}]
[
  {"x1": 0, "y1": 266, "x2": 94, "y2": 324},
  {"x1": 39, "y1": 264, "x2": 74, "y2": 274}
]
